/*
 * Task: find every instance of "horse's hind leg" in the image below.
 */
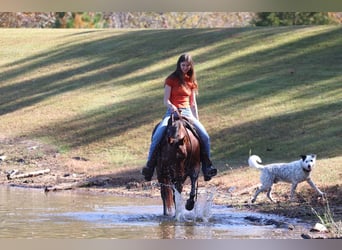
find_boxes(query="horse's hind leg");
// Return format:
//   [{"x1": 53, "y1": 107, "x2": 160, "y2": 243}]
[{"x1": 185, "y1": 175, "x2": 198, "y2": 211}]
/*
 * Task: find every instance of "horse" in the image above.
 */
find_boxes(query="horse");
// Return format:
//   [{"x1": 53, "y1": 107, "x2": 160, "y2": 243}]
[{"x1": 156, "y1": 111, "x2": 201, "y2": 216}]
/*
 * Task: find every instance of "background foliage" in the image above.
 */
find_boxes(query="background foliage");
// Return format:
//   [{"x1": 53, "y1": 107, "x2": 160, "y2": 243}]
[
  {"x1": 0, "y1": 12, "x2": 341, "y2": 28},
  {"x1": 253, "y1": 12, "x2": 340, "y2": 26}
]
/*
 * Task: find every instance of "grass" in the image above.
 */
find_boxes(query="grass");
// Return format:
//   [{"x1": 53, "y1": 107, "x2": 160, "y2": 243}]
[
  {"x1": 311, "y1": 198, "x2": 342, "y2": 237},
  {"x1": 0, "y1": 26, "x2": 341, "y2": 224}
]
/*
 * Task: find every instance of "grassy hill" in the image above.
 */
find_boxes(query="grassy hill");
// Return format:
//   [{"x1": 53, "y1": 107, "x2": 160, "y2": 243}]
[{"x1": 0, "y1": 26, "x2": 341, "y2": 173}]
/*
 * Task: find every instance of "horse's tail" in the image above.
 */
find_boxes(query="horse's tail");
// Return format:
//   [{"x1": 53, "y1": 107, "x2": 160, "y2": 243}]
[
  {"x1": 160, "y1": 182, "x2": 174, "y2": 216},
  {"x1": 165, "y1": 186, "x2": 174, "y2": 214}
]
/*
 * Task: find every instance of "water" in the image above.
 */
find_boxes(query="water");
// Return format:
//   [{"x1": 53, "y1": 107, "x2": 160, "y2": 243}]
[{"x1": 0, "y1": 186, "x2": 310, "y2": 239}]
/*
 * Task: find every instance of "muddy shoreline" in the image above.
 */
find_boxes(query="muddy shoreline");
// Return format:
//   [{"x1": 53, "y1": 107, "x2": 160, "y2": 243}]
[{"x1": 0, "y1": 137, "x2": 340, "y2": 239}]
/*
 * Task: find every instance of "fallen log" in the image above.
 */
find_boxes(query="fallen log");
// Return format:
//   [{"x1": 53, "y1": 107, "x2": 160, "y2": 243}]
[
  {"x1": 44, "y1": 183, "x2": 78, "y2": 192},
  {"x1": 8, "y1": 169, "x2": 51, "y2": 180},
  {"x1": 44, "y1": 179, "x2": 93, "y2": 192}
]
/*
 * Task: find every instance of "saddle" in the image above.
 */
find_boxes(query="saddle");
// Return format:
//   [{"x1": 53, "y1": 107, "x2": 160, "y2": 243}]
[
  {"x1": 151, "y1": 115, "x2": 200, "y2": 143},
  {"x1": 177, "y1": 116, "x2": 201, "y2": 141}
]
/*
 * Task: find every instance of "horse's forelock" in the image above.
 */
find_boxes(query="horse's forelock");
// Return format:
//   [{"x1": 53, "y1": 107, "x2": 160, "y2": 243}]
[{"x1": 167, "y1": 119, "x2": 186, "y2": 147}]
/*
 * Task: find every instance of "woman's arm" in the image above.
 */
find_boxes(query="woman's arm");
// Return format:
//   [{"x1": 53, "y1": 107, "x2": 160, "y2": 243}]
[
  {"x1": 190, "y1": 90, "x2": 199, "y2": 120},
  {"x1": 164, "y1": 85, "x2": 177, "y2": 112}
]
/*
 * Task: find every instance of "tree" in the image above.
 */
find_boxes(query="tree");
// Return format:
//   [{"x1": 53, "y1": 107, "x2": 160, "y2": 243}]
[
  {"x1": 0, "y1": 12, "x2": 340, "y2": 28},
  {"x1": 253, "y1": 12, "x2": 339, "y2": 26},
  {"x1": 0, "y1": 12, "x2": 56, "y2": 28}
]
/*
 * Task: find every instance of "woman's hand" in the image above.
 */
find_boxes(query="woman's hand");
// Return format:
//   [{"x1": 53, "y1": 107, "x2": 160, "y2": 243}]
[{"x1": 168, "y1": 104, "x2": 178, "y2": 112}]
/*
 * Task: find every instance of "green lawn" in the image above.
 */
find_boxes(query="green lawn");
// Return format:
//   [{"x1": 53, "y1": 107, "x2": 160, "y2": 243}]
[{"x1": 0, "y1": 26, "x2": 341, "y2": 171}]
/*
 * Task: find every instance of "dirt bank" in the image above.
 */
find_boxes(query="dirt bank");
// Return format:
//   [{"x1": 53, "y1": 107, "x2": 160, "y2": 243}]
[{"x1": 1, "y1": 137, "x2": 340, "y2": 238}]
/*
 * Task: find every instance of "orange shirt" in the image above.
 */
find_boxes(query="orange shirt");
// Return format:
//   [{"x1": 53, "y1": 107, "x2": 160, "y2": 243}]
[{"x1": 165, "y1": 76, "x2": 198, "y2": 108}]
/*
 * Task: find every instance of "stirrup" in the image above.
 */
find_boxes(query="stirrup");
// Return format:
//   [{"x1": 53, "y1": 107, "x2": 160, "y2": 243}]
[{"x1": 203, "y1": 166, "x2": 217, "y2": 181}]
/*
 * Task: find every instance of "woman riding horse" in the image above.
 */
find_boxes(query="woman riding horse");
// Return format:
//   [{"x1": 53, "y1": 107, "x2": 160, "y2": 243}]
[{"x1": 142, "y1": 53, "x2": 217, "y2": 182}]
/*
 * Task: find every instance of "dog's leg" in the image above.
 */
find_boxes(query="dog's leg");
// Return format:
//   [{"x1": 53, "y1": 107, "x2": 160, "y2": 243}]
[
  {"x1": 251, "y1": 187, "x2": 262, "y2": 203},
  {"x1": 290, "y1": 183, "x2": 298, "y2": 201},
  {"x1": 266, "y1": 187, "x2": 276, "y2": 203},
  {"x1": 307, "y1": 178, "x2": 324, "y2": 196}
]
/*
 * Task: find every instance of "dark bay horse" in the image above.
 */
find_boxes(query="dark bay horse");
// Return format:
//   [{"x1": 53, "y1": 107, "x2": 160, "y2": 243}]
[{"x1": 156, "y1": 111, "x2": 201, "y2": 216}]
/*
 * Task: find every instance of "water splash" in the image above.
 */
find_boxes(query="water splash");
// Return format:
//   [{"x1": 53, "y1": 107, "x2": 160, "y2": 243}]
[
  {"x1": 174, "y1": 188, "x2": 184, "y2": 221},
  {"x1": 193, "y1": 187, "x2": 216, "y2": 222},
  {"x1": 173, "y1": 187, "x2": 216, "y2": 222}
]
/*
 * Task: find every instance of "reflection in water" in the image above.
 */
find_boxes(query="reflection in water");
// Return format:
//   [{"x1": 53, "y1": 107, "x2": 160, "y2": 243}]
[{"x1": 0, "y1": 186, "x2": 309, "y2": 239}]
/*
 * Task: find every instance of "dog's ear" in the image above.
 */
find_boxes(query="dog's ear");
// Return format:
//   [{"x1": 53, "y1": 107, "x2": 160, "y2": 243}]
[
  {"x1": 300, "y1": 155, "x2": 307, "y2": 161},
  {"x1": 311, "y1": 154, "x2": 317, "y2": 159}
]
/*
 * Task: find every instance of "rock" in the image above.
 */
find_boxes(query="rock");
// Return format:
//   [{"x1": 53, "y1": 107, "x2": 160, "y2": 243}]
[
  {"x1": 301, "y1": 233, "x2": 312, "y2": 239},
  {"x1": 310, "y1": 223, "x2": 329, "y2": 233},
  {"x1": 17, "y1": 158, "x2": 25, "y2": 164},
  {"x1": 72, "y1": 156, "x2": 89, "y2": 161},
  {"x1": 126, "y1": 181, "x2": 141, "y2": 189},
  {"x1": 301, "y1": 233, "x2": 329, "y2": 239}
]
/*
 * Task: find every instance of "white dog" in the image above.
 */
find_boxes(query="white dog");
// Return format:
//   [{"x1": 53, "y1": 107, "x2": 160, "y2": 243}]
[{"x1": 248, "y1": 154, "x2": 324, "y2": 203}]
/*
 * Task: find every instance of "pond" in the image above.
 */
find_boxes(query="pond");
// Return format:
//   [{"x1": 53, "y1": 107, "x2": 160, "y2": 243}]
[{"x1": 0, "y1": 186, "x2": 310, "y2": 239}]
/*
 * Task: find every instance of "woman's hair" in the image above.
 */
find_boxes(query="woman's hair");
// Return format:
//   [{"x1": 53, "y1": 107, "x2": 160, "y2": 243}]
[{"x1": 169, "y1": 53, "x2": 197, "y2": 86}]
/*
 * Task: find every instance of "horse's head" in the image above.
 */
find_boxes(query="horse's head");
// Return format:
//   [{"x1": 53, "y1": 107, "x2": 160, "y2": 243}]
[{"x1": 166, "y1": 112, "x2": 187, "y2": 156}]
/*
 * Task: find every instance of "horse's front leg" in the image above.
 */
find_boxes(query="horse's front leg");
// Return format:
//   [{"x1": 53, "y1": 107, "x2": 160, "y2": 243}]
[{"x1": 185, "y1": 174, "x2": 198, "y2": 211}]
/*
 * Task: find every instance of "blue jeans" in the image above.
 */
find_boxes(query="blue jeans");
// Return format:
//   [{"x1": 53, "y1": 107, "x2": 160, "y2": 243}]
[{"x1": 147, "y1": 107, "x2": 211, "y2": 160}]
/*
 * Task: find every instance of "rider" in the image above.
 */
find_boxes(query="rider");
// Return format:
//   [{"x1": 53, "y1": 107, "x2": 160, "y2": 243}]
[{"x1": 142, "y1": 53, "x2": 217, "y2": 182}]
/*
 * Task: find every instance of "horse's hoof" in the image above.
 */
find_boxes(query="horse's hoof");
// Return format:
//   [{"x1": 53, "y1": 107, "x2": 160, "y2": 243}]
[{"x1": 185, "y1": 199, "x2": 195, "y2": 211}]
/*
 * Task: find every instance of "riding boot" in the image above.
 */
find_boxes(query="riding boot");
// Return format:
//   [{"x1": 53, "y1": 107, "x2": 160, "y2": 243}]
[
  {"x1": 201, "y1": 151, "x2": 217, "y2": 181},
  {"x1": 142, "y1": 161, "x2": 155, "y2": 181},
  {"x1": 142, "y1": 149, "x2": 158, "y2": 181}
]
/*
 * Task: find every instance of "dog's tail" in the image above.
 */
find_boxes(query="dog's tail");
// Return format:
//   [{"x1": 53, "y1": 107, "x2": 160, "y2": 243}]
[{"x1": 248, "y1": 155, "x2": 264, "y2": 169}]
